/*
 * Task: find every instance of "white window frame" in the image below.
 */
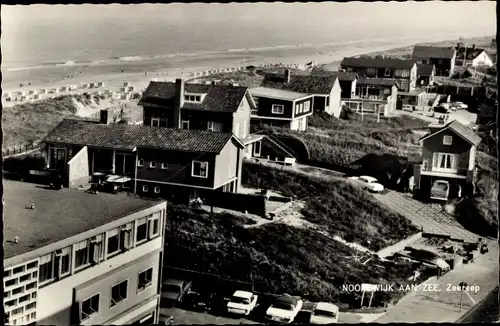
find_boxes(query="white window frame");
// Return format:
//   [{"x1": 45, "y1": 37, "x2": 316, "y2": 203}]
[
  {"x1": 154, "y1": 186, "x2": 161, "y2": 194},
  {"x1": 433, "y1": 153, "x2": 457, "y2": 172},
  {"x1": 137, "y1": 159, "x2": 144, "y2": 167},
  {"x1": 304, "y1": 101, "x2": 310, "y2": 112},
  {"x1": 207, "y1": 121, "x2": 215, "y2": 131},
  {"x1": 74, "y1": 240, "x2": 90, "y2": 271},
  {"x1": 191, "y1": 160, "x2": 209, "y2": 178},
  {"x1": 384, "y1": 69, "x2": 391, "y2": 77},
  {"x1": 181, "y1": 120, "x2": 190, "y2": 130},
  {"x1": 148, "y1": 213, "x2": 161, "y2": 239},
  {"x1": 135, "y1": 217, "x2": 149, "y2": 244},
  {"x1": 443, "y1": 135, "x2": 453, "y2": 145},
  {"x1": 271, "y1": 104, "x2": 284, "y2": 114},
  {"x1": 137, "y1": 267, "x2": 154, "y2": 293},
  {"x1": 149, "y1": 161, "x2": 156, "y2": 169},
  {"x1": 38, "y1": 253, "x2": 54, "y2": 285},
  {"x1": 55, "y1": 247, "x2": 71, "y2": 278},
  {"x1": 106, "y1": 228, "x2": 121, "y2": 256},
  {"x1": 81, "y1": 293, "x2": 100, "y2": 321},
  {"x1": 402, "y1": 70, "x2": 409, "y2": 77},
  {"x1": 161, "y1": 162, "x2": 168, "y2": 170},
  {"x1": 295, "y1": 104, "x2": 299, "y2": 115},
  {"x1": 367, "y1": 67, "x2": 376, "y2": 76},
  {"x1": 142, "y1": 185, "x2": 148, "y2": 192},
  {"x1": 151, "y1": 118, "x2": 160, "y2": 128},
  {"x1": 110, "y1": 280, "x2": 128, "y2": 308}
]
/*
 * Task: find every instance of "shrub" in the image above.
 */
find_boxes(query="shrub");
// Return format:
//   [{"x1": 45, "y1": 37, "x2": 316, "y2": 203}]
[{"x1": 3, "y1": 154, "x2": 46, "y2": 175}]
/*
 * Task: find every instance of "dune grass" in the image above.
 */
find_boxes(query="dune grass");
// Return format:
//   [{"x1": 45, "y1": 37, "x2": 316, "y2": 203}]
[{"x1": 165, "y1": 203, "x2": 424, "y2": 308}]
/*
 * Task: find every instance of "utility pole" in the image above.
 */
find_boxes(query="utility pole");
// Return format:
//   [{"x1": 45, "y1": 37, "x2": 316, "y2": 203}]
[{"x1": 459, "y1": 281, "x2": 467, "y2": 313}]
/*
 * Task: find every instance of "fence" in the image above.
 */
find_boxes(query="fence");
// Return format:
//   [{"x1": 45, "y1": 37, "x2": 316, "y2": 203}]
[{"x1": 2, "y1": 142, "x2": 42, "y2": 158}]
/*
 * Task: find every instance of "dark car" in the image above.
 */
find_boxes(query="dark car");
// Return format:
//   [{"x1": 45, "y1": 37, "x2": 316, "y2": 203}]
[
  {"x1": 183, "y1": 290, "x2": 215, "y2": 312},
  {"x1": 161, "y1": 279, "x2": 192, "y2": 306}
]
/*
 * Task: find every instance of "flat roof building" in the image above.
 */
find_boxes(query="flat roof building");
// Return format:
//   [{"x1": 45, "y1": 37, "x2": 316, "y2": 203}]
[{"x1": 3, "y1": 180, "x2": 167, "y2": 326}]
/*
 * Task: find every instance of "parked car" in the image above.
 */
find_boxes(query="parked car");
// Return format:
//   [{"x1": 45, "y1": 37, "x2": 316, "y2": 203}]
[
  {"x1": 265, "y1": 295, "x2": 303, "y2": 323},
  {"x1": 455, "y1": 101, "x2": 468, "y2": 109},
  {"x1": 183, "y1": 290, "x2": 218, "y2": 312},
  {"x1": 227, "y1": 290, "x2": 258, "y2": 316},
  {"x1": 161, "y1": 279, "x2": 192, "y2": 306},
  {"x1": 434, "y1": 105, "x2": 450, "y2": 114},
  {"x1": 347, "y1": 176, "x2": 384, "y2": 193},
  {"x1": 310, "y1": 302, "x2": 339, "y2": 324},
  {"x1": 402, "y1": 104, "x2": 414, "y2": 112},
  {"x1": 430, "y1": 180, "x2": 450, "y2": 201},
  {"x1": 159, "y1": 309, "x2": 175, "y2": 325}
]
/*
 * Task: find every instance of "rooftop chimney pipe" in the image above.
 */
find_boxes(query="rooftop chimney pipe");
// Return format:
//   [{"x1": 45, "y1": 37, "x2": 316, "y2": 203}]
[{"x1": 174, "y1": 79, "x2": 185, "y2": 129}]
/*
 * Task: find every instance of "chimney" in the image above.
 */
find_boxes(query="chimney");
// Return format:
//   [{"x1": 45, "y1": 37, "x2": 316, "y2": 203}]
[
  {"x1": 284, "y1": 69, "x2": 291, "y2": 83},
  {"x1": 174, "y1": 78, "x2": 184, "y2": 129},
  {"x1": 472, "y1": 44, "x2": 476, "y2": 50},
  {"x1": 100, "y1": 109, "x2": 110, "y2": 125}
]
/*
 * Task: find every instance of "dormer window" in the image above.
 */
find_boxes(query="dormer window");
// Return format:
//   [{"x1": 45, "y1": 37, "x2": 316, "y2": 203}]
[
  {"x1": 184, "y1": 93, "x2": 205, "y2": 102},
  {"x1": 384, "y1": 69, "x2": 391, "y2": 77},
  {"x1": 443, "y1": 135, "x2": 453, "y2": 145}
]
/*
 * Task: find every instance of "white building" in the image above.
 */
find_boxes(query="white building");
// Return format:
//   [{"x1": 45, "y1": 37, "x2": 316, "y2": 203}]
[{"x1": 3, "y1": 180, "x2": 167, "y2": 326}]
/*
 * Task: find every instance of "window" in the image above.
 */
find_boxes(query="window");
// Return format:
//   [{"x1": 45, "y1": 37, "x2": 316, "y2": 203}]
[
  {"x1": 295, "y1": 104, "x2": 299, "y2": 115},
  {"x1": 39, "y1": 254, "x2": 53, "y2": 283},
  {"x1": 191, "y1": 161, "x2": 208, "y2": 178},
  {"x1": 402, "y1": 70, "x2": 409, "y2": 77},
  {"x1": 89, "y1": 235, "x2": 104, "y2": 264},
  {"x1": 304, "y1": 101, "x2": 310, "y2": 112},
  {"x1": 148, "y1": 213, "x2": 161, "y2": 239},
  {"x1": 120, "y1": 227, "x2": 131, "y2": 251},
  {"x1": 433, "y1": 153, "x2": 456, "y2": 172},
  {"x1": 384, "y1": 69, "x2": 391, "y2": 77},
  {"x1": 107, "y1": 229, "x2": 120, "y2": 255},
  {"x1": 12, "y1": 287, "x2": 23, "y2": 295},
  {"x1": 5, "y1": 278, "x2": 18, "y2": 287},
  {"x1": 26, "y1": 282, "x2": 36, "y2": 290},
  {"x1": 81, "y1": 294, "x2": 100, "y2": 321},
  {"x1": 443, "y1": 135, "x2": 453, "y2": 145},
  {"x1": 13, "y1": 266, "x2": 25, "y2": 275},
  {"x1": 136, "y1": 217, "x2": 148, "y2": 243},
  {"x1": 74, "y1": 240, "x2": 89, "y2": 269},
  {"x1": 138, "y1": 268, "x2": 153, "y2": 292},
  {"x1": 299, "y1": 103, "x2": 304, "y2": 113},
  {"x1": 367, "y1": 68, "x2": 376, "y2": 76},
  {"x1": 149, "y1": 161, "x2": 156, "y2": 168},
  {"x1": 54, "y1": 247, "x2": 71, "y2": 278},
  {"x1": 161, "y1": 162, "x2": 168, "y2": 170},
  {"x1": 181, "y1": 120, "x2": 190, "y2": 130},
  {"x1": 154, "y1": 186, "x2": 160, "y2": 194},
  {"x1": 185, "y1": 95, "x2": 202, "y2": 102},
  {"x1": 19, "y1": 295, "x2": 30, "y2": 303},
  {"x1": 110, "y1": 280, "x2": 128, "y2": 307},
  {"x1": 142, "y1": 185, "x2": 148, "y2": 192},
  {"x1": 271, "y1": 104, "x2": 284, "y2": 114},
  {"x1": 151, "y1": 118, "x2": 160, "y2": 128},
  {"x1": 26, "y1": 262, "x2": 37, "y2": 270},
  {"x1": 207, "y1": 121, "x2": 223, "y2": 132},
  {"x1": 138, "y1": 159, "x2": 144, "y2": 167},
  {"x1": 19, "y1": 274, "x2": 31, "y2": 283}
]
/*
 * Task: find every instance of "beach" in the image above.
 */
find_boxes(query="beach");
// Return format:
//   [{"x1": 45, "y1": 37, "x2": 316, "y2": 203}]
[{"x1": 2, "y1": 38, "x2": 428, "y2": 100}]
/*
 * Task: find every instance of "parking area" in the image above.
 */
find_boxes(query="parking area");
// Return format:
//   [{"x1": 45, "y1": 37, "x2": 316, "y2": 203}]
[{"x1": 372, "y1": 190, "x2": 480, "y2": 243}]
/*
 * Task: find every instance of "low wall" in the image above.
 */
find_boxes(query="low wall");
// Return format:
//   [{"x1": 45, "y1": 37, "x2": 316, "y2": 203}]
[
  {"x1": 376, "y1": 232, "x2": 423, "y2": 258},
  {"x1": 205, "y1": 191, "x2": 266, "y2": 217}
]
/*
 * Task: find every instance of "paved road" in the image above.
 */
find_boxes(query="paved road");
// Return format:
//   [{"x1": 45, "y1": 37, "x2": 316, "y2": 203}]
[{"x1": 376, "y1": 242, "x2": 499, "y2": 323}]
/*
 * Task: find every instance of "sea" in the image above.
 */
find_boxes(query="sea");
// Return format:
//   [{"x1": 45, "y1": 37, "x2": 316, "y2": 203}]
[{"x1": 1, "y1": 3, "x2": 495, "y2": 76}]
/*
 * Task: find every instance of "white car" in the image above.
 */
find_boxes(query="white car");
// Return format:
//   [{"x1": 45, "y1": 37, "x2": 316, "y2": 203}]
[
  {"x1": 347, "y1": 176, "x2": 384, "y2": 193},
  {"x1": 402, "y1": 104, "x2": 414, "y2": 112},
  {"x1": 310, "y1": 302, "x2": 339, "y2": 324},
  {"x1": 227, "y1": 290, "x2": 258, "y2": 316},
  {"x1": 455, "y1": 101, "x2": 468, "y2": 109},
  {"x1": 266, "y1": 295, "x2": 303, "y2": 323}
]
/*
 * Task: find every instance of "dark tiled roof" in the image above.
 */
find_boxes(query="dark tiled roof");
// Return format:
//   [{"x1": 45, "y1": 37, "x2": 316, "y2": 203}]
[
  {"x1": 340, "y1": 57, "x2": 415, "y2": 69},
  {"x1": 261, "y1": 75, "x2": 337, "y2": 94},
  {"x1": 357, "y1": 78, "x2": 397, "y2": 87},
  {"x1": 139, "y1": 81, "x2": 248, "y2": 113},
  {"x1": 412, "y1": 46, "x2": 456, "y2": 59},
  {"x1": 4, "y1": 180, "x2": 163, "y2": 258},
  {"x1": 456, "y1": 47, "x2": 487, "y2": 60},
  {"x1": 323, "y1": 71, "x2": 359, "y2": 81},
  {"x1": 44, "y1": 119, "x2": 235, "y2": 153},
  {"x1": 417, "y1": 64, "x2": 435, "y2": 77},
  {"x1": 421, "y1": 120, "x2": 482, "y2": 146}
]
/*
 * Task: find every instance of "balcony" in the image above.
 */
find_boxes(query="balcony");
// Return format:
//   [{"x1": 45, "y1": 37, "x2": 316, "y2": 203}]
[
  {"x1": 350, "y1": 94, "x2": 386, "y2": 102},
  {"x1": 418, "y1": 164, "x2": 469, "y2": 179}
]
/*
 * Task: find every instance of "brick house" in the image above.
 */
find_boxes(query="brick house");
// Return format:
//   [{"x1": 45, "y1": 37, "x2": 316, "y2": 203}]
[
  {"x1": 413, "y1": 120, "x2": 482, "y2": 201},
  {"x1": 138, "y1": 79, "x2": 296, "y2": 166},
  {"x1": 260, "y1": 69, "x2": 342, "y2": 117},
  {"x1": 340, "y1": 57, "x2": 417, "y2": 92},
  {"x1": 42, "y1": 118, "x2": 245, "y2": 203},
  {"x1": 412, "y1": 46, "x2": 456, "y2": 77}
]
